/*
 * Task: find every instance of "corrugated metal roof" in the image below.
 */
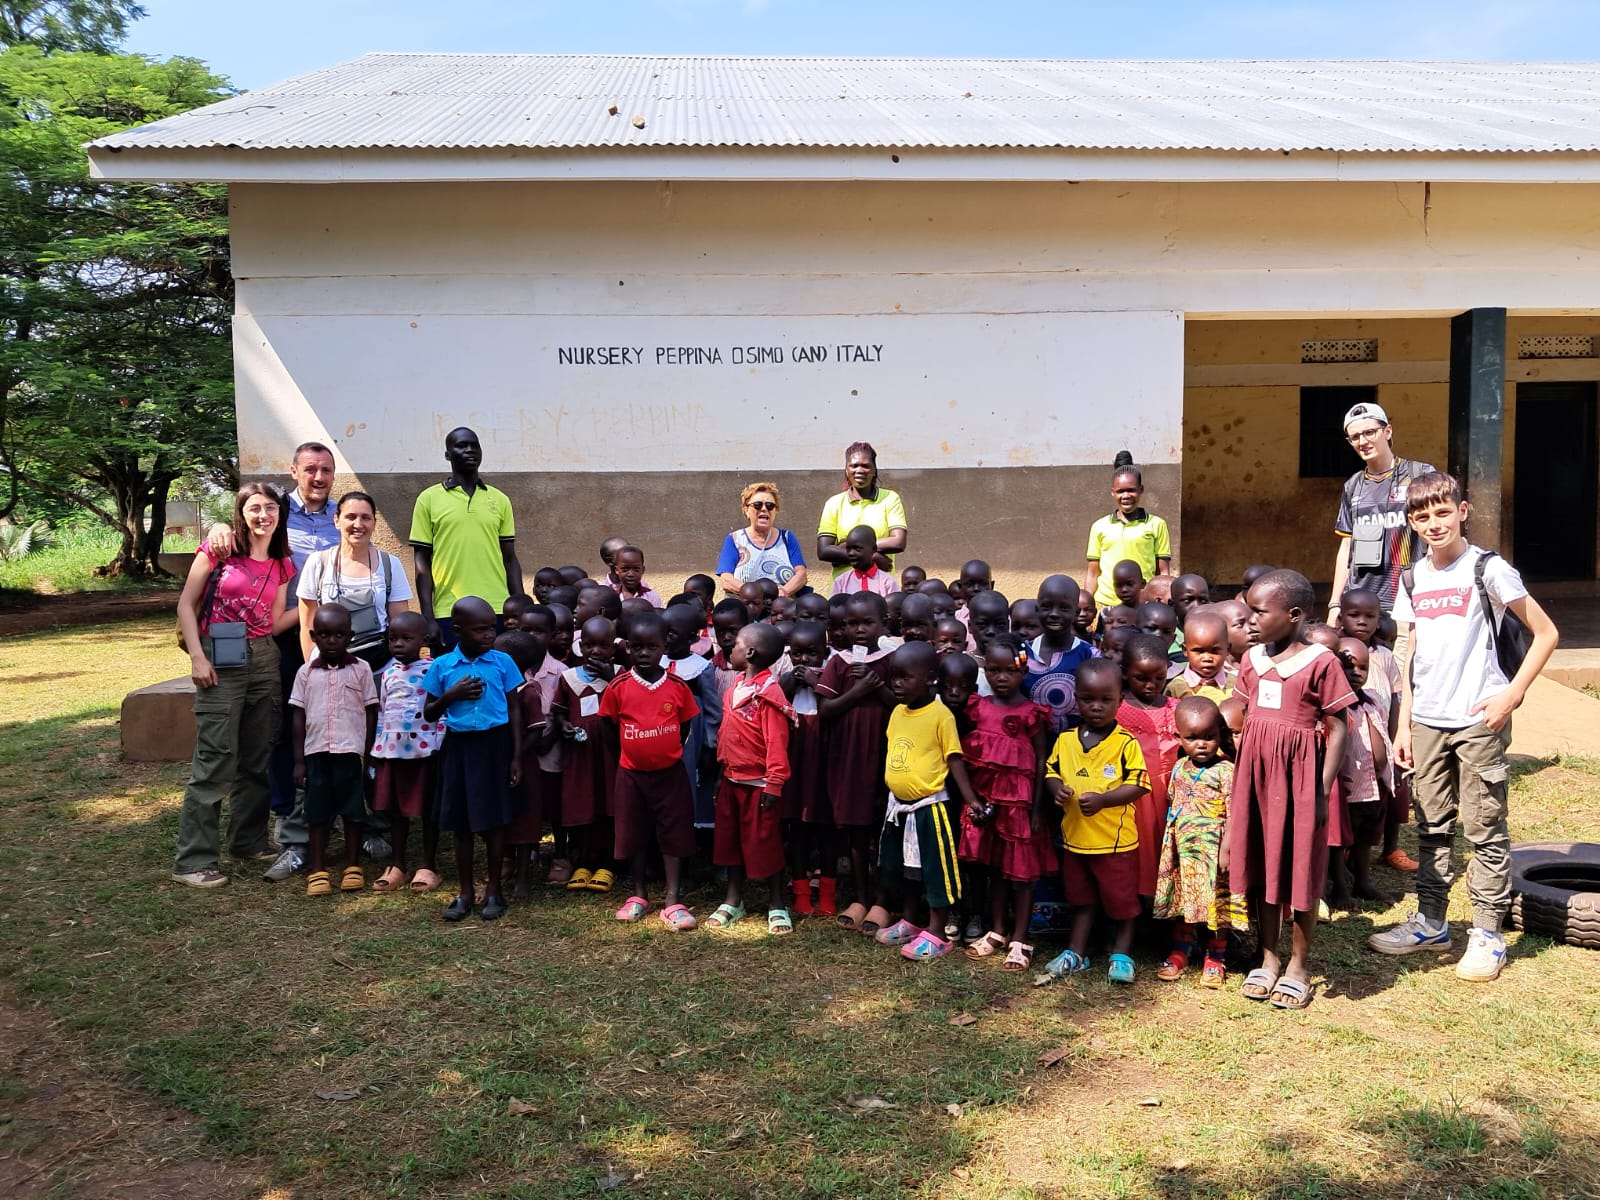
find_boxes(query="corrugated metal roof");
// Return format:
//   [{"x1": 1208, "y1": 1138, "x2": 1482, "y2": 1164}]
[{"x1": 89, "y1": 55, "x2": 1600, "y2": 155}]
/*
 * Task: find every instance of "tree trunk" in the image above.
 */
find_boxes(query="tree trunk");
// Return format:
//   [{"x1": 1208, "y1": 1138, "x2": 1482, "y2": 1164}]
[
  {"x1": 136, "y1": 471, "x2": 175, "y2": 575},
  {"x1": 99, "y1": 460, "x2": 148, "y2": 577}
]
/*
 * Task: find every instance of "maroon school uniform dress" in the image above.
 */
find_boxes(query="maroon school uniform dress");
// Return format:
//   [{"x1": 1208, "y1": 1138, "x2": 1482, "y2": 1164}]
[
  {"x1": 815, "y1": 647, "x2": 894, "y2": 828},
  {"x1": 506, "y1": 661, "x2": 558, "y2": 846},
  {"x1": 1116, "y1": 696, "x2": 1179, "y2": 897},
  {"x1": 1228, "y1": 643, "x2": 1357, "y2": 913},
  {"x1": 957, "y1": 695, "x2": 1057, "y2": 883},
  {"x1": 780, "y1": 684, "x2": 826, "y2": 822},
  {"x1": 557, "y1": 666, "x2": 617, "y2": 826}
]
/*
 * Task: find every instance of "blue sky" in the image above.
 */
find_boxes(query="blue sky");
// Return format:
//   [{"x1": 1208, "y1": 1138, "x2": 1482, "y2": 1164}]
[{"x1": 124, "y1": 0, "x2": 1600, "y2": 90}]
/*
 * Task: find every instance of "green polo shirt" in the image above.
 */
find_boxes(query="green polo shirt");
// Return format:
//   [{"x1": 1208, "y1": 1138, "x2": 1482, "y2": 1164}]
[
  {"x1": 409, "y1": 480, "x2": 516, "y2": 617},
  {"x1": 1086, "y1": 509, "x2": 1171, "y2": 608}
]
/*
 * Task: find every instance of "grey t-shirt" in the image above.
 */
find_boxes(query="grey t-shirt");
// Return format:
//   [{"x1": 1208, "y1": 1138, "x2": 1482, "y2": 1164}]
[{"x1": 1335, "y1": 457, "x2": 1435, "y2": 611}]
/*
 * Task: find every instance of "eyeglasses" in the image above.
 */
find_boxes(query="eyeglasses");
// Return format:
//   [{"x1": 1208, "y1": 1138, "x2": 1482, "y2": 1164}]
[
  {"x1": 748, "y1": 500, "x2": 777, "y2": 511},
  {"x1": 1347, "y1": 424, "x2": 1386, "y2": 445}
]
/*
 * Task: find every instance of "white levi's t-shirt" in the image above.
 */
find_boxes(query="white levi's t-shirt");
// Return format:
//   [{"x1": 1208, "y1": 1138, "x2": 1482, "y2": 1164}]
[{"x1": 1391, "y1": 545, "x2": 1527, "y2": 729}]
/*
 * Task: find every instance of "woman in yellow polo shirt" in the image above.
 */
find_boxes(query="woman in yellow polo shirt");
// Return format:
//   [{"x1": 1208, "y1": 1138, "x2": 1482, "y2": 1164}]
[
  {"x1": 1085, "y1": 451, "x2": 1172, "y2": 609},
  {"x1": 816, "y1": 441, "x2": 908, "y2": 582}
]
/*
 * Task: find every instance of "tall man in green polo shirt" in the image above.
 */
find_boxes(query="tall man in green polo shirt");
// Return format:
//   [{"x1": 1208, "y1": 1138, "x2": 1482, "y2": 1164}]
[{"x1": 410, "y1": 427, "x2": 524, "y2": 650}]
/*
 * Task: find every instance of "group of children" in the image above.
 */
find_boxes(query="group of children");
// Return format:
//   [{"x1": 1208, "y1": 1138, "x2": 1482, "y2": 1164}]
[{"x1": 281, "y1": 469, "x2": 1553, "y2": 1006}]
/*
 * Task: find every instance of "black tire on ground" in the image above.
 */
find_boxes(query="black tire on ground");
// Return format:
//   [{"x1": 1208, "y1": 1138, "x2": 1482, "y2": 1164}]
[{"x1": 1508, "y1": 841, "x2": 1600, "y2": 951}]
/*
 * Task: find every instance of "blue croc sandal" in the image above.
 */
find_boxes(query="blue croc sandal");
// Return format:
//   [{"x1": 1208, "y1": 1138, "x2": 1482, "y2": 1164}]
[
  {"x1": 1044, "y1": 948, "x2": 1091, "y2": 977},
  {"x1": 1107, "y1": 953, "x2": 1136, "y2": 984}
]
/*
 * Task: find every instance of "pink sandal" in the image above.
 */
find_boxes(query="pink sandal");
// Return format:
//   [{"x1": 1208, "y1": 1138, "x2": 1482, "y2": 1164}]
[
  {"x1": 408, "y1": 868, "x2": 441, "y2": 893},
  {"x1": 659, "y1": 903, "x2": 697, "y2": 931},
  {"x1": 615, "y1": 895, "x2": 651, "y2": 922},
  {"x1": 371, "y1": 866, "x2": 406, "y2": 893}
]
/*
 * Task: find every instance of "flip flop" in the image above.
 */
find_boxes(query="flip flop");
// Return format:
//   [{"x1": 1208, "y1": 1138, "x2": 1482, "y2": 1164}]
[
  {"x1": 615, "y1": 895, "x2": 650, "y2": 922},
  {"x1": 767, "y1": 908, "x2": 793, "y2": 936},
  {"x1": 1241, "y1": 967, "x2": 1278, "y2": 1001},
  {"x1": 305, "y1": 870, "x2": 332, "y2": 897},
  {"x1": 1107, "y1": 953, "x2": 1136, "y2": 985},
  {"x1": 836, "y1": 902, "x2": 868, "y2": 931},
  {"x1": 371, "y1": 866, "x2": 406, "y2": 893},
  {"x1": 706, "y1": 902, "x2": 746, "y2": 929},
  {"x1": 585, "y1": 868, "x2": 615, "y2": 893},
  {"x1": 965, "y1": 931, "x2": 1007, "y2": 960},
  {"x1": 860, "y1": 905, "x2": 893, "y2": 936},
  {"x1": 1270, "y1": 976, "x2": 1315, "y2": 1010},
  {"x1": 659, "y1": 903, "x2": 698, "y2": 931},
  {"x1": 408, "y1": 868, "x2": 441, "y2": 893},
  {"x1": 565, "y1": 868, "x2": 593, "y2": 891},
  {"x1": 340, "y1": 865, "x2": 366, "y2": 892}
]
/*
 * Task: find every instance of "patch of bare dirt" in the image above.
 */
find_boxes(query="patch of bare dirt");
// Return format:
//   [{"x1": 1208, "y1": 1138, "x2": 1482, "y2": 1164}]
[
  {"x1": 0, "y1": 591, "x2": 177, "y2": 637},
  {"x1": 0, "y1": 1004, "x2": 265, "y2": 1200}
]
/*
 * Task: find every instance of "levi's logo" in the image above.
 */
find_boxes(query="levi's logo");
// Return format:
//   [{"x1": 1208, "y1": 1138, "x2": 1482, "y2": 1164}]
[{"x1": 1412, "y1": 587, "x2": 1470, "y2": 617}]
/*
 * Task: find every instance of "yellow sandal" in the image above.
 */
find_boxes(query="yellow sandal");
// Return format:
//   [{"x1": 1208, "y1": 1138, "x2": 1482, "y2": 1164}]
[
  {"x1": 585, "y1": 868, "x2": 615, "y2": 892},
  {"x1": 566, "y1": 868, "x2": 594, "y2": 891},
  {"x1": 305, "y1": 870, "x2": 333, "y2": 897},
  {"x1": 340, "y1": 865, "x2": 366, "y2": 892}
]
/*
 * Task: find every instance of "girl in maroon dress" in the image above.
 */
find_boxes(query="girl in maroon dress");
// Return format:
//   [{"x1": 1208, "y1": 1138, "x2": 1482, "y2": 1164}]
[
  {"x1": 958, "y1": 635, "x2": 1056, "y2": 972},
  {"x1": 1117, "y1": 633, "x2": 1180, "y2": 898},
  {"x1": 816, "y1": 592, "x2": 897, "y2": 933},
  {"x1": 1231, "y1": 570, "x2": 1354, "y2": 1011}
]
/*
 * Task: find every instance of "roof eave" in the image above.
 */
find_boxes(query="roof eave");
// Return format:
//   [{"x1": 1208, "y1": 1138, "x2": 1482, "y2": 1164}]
[{"x1": 84, "y1": 144, "x2": 1600, "y2": 186}]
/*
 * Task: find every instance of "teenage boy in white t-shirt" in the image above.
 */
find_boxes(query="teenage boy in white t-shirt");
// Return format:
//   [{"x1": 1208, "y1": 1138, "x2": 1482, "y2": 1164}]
[{"x1": 1367, "y1": 472, "x2": 1558, "y2": 981}]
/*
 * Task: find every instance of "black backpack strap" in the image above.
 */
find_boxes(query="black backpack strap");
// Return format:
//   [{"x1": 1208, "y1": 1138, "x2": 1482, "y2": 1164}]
[
  {"x1": 1473, "y1": 549, "x2": 1500, "y2": 653},
  {"x1": 1399, "y1": 565, "x2": 1415, "y2": 598}
]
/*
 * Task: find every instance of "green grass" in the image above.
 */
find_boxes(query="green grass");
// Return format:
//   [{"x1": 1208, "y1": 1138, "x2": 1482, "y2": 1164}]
[
  {"x1": 3, "y1": 615, "x2": 1600, "y2": 1198},
  {"x1": 0, "y1": 523, "x2": 149, "y2": 593}
]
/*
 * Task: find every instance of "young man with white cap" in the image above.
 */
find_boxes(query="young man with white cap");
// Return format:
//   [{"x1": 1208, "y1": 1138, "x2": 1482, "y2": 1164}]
[{"x1": 1328, "y1": 401, "x2": 1437, "y2": 617}]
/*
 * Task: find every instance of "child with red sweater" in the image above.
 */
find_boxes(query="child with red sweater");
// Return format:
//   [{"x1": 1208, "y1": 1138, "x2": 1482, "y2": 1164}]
[
  {"x1": 706, "y1": 623, "x2": 795, "y2": 935},
  {"x1": 600, "y1": 611, "x2": 700, "y2": 930}
]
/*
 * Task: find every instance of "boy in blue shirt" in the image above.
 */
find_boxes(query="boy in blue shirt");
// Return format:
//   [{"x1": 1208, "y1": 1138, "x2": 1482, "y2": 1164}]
[{"x1": 424, "y1": 596, "x2": 524, "y2": 922}]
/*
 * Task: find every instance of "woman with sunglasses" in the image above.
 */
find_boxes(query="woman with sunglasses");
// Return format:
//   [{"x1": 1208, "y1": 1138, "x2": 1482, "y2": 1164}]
[{"x1": 716, "y1": 481, "x2": 809, "y2": 598}]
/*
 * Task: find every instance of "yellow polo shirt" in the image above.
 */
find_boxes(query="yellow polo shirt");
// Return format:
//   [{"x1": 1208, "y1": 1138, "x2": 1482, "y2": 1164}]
[
  {"x1": 819, "y1": 488, "x2": 907, "y2": 580},
  {"x1": 884, "y1": 698, "x2": 961, "y2": 802},
  {"x1": 409, "y1": 481, "x2": 516, "y2": 617},
  {"x1": 1046, "y1": 725, "x2": 1147, "y2": 854},
  {"x1": 1086, "y1": 510, "x2": 1171, "y2": 607}
]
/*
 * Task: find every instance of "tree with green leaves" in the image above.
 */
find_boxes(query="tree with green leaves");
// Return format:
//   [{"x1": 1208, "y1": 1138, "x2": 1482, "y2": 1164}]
[
  {"x1": 0, "y1": 46, "x2": 237, "y2": 575},
  {"x1": 0, "y1": 1, "x2": 144, "y2": 53}
]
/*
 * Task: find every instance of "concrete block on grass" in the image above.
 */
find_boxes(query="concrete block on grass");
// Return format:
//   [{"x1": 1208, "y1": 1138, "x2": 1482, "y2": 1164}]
[{"x1": 121, "y1": 676, "x2": 196, "y2": 762}]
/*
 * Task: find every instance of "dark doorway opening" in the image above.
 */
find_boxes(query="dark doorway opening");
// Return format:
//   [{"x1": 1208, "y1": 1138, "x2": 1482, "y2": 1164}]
[{"x1": 1513, "y1": 381, "x2": 1598, "y2": 580}]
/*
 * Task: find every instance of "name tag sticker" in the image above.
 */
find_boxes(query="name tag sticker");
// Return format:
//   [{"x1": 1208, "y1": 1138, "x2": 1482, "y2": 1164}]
[
  {"x1": 579, "y1": 694, "x2": 600, "y2": 717},
  {"x1": 1102, "y1": 764, "x2": 1118, "y2": 780},
  {"x1": 1257, "y1": 679, "x2": 1284, "y2": 710}
]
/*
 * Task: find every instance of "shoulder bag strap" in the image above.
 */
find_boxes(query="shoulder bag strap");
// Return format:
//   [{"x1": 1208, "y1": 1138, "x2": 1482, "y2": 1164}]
[{"x1": 1473, "y1": 549, "x2": 1500, "y2": 654}]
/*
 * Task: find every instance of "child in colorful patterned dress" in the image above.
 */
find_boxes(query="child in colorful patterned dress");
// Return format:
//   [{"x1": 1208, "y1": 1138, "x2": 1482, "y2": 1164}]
[
  {"x1": 1153, "y1": 696, "x2": 1240, "y2": 987},
  {"x1": 369, "y1": 611, "x2": 444, "y2": 893},
  {"x1": 959, "y1": 634, "x2": 1056, "y2": 972}
]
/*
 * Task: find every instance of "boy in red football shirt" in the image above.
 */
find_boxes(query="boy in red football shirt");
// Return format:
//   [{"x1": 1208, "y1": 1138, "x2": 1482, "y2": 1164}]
[
  {"x1": 600, "y1": 610, "x2": 700, "y2": 930},
  {"x1": 706, "y1": 623, "x2": 794, "y2": 935}
]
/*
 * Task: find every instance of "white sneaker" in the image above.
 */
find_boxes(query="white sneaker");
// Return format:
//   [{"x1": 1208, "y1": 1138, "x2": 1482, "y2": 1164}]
[
  {"x1": 1368, "y1": 912, "x2": 1452, "y2": 955},
  {"x1": 262, "y1": 848, "x2": 304, "y2": 882},
  {"x1": 171, "y1": 868, "x2": 228, "y2": 889},
  {"x1": 1456, "y1": 928, "x2": 1506, "y2": 981}
]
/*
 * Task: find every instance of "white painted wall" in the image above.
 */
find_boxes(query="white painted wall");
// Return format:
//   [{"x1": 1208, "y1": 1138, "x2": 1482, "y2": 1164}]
[{"x1": 229, "y1": 178, "x2": 1600, "y2": 476}]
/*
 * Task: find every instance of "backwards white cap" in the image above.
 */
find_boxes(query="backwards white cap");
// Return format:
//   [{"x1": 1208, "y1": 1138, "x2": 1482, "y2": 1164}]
[{"x1": 1342, "y1": 401, "x2": 1390, "y2": 433}]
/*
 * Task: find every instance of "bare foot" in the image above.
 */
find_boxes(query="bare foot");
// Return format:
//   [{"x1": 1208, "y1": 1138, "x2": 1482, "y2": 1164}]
[
  {"x1": 1327, "y1": 889, "x2": 1357, "y2": 912},
  {"x1": 509, "y1": 881, "x2": 532, "y2": 903}
]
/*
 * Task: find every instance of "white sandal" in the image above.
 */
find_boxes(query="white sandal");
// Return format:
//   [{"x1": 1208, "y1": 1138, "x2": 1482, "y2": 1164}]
[{"x1": 1002, "y1": 941, "x2": 1034, "y2": 972}]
